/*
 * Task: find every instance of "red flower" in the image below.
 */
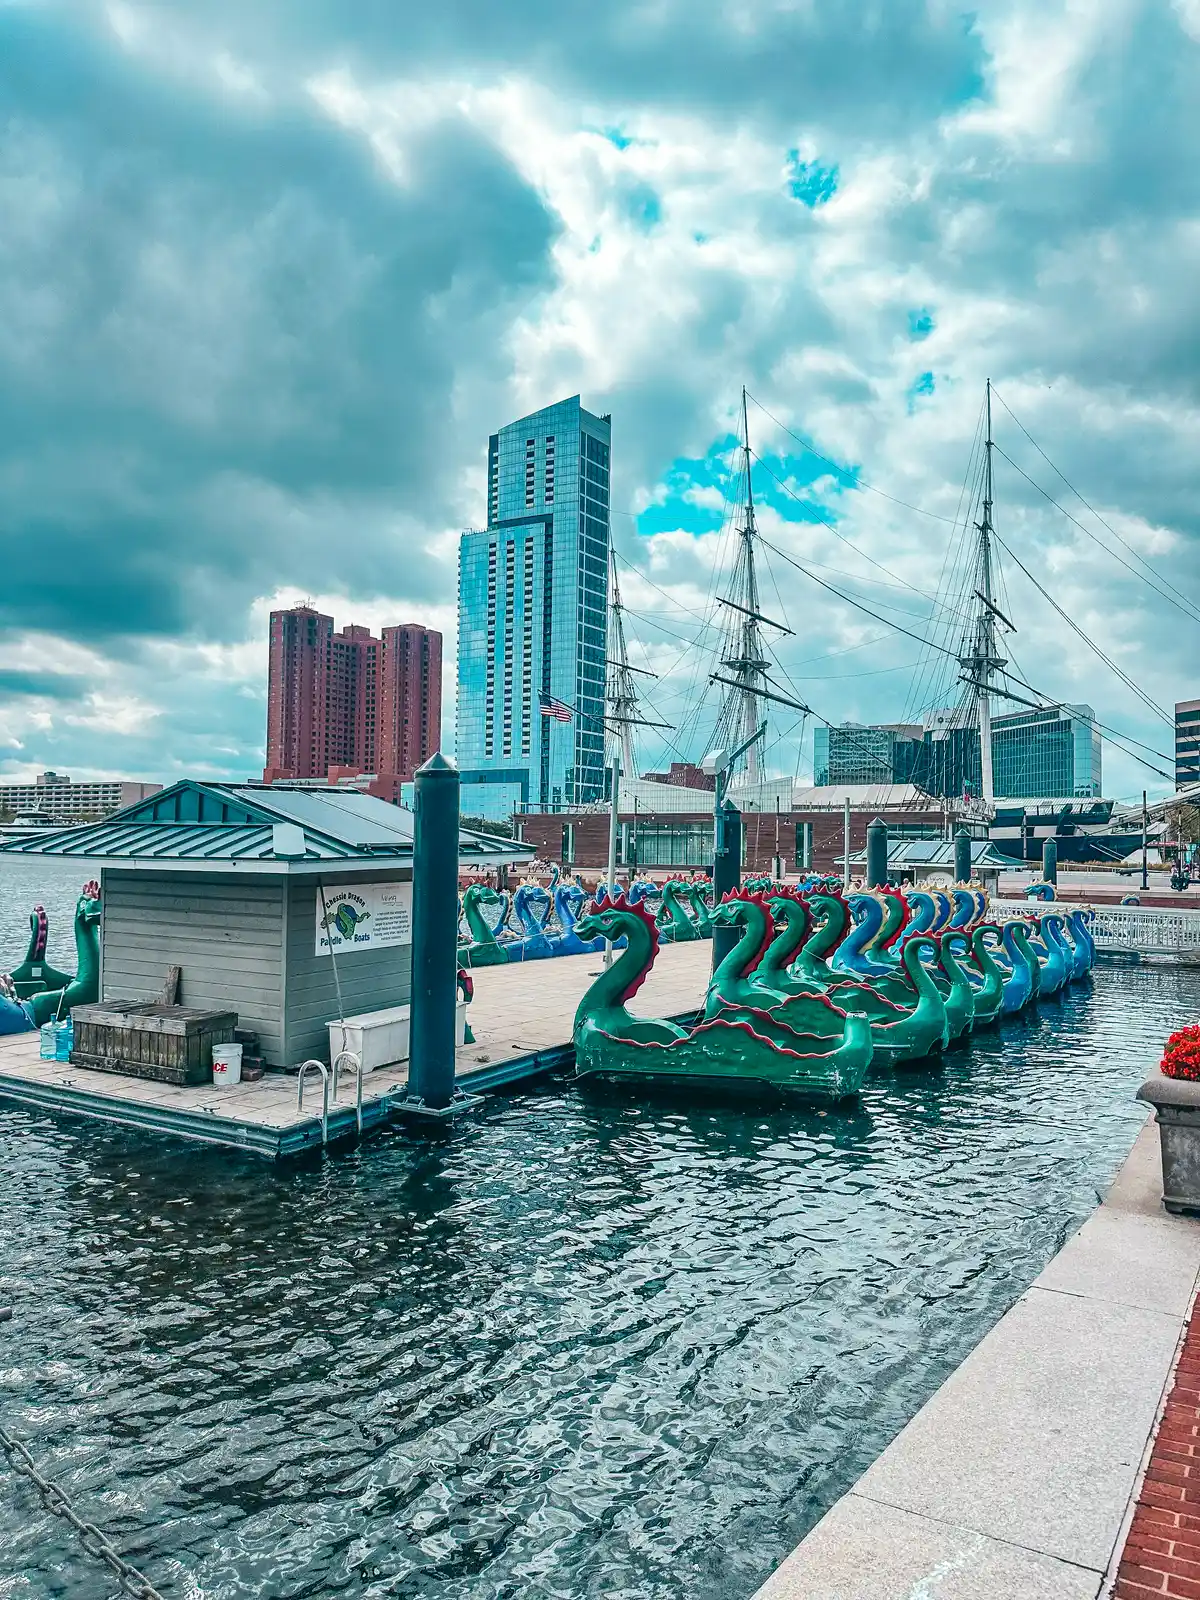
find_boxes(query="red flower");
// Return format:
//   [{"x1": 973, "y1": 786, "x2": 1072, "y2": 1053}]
[{"x1": 1162, "y1": 1023, "x2": 1200, "y2": 1080}]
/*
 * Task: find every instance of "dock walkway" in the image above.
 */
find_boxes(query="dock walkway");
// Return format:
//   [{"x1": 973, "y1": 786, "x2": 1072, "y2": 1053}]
[
  {"x1": 0, "y1": 941, "x2": 711, "y2": 1157},
  {"x1": 753, "y1": 1120, "x2": 1200, "y2": 1599}
]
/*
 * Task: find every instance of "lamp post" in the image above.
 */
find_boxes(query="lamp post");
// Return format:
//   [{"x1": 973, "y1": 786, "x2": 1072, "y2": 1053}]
[{"x1": 1142, "y1": 790, "x2": 1150, "y2": 892}]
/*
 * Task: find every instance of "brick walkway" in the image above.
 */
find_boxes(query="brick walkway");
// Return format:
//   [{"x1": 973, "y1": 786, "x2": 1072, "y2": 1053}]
[{"x1": 1114, "y1": 1296, "x2": 1200, "y2": 1598}]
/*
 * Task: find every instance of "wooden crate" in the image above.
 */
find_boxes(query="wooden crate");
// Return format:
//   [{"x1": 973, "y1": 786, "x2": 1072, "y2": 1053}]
[{"x1": 70, "y1": 1004, "x2": 239, "y2": 1087}]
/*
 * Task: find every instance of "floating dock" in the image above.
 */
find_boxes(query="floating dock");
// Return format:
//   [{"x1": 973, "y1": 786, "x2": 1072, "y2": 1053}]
[{"x1": 0, "y1": 942, "x2": 710, "y2": 1157}]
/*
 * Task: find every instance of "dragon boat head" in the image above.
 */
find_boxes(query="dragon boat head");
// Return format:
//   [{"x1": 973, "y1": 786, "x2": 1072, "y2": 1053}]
[
  {"x1": 78, "y1": 881, "x2": 102, "y2": 926},
  {"x1": 709, "y1": 889, "x2": 776, "y2": 972},
  {"x1": 574, "y1": 893, "x2": 661, "y2": 1002}
]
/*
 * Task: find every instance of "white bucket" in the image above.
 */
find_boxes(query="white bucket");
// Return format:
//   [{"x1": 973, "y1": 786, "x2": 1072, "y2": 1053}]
[{"x1": 212, "y1": 1042, "x2": 243, "y2": 1088}]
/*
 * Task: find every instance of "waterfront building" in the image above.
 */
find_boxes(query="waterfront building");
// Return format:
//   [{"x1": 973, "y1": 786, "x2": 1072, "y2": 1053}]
[
  {"x1": 990, "y1": 703, "x2": 1101, "y2": 799},
  {"x1": 814, "y1": 723, "x2": 924, "y2": 787},
  {"x1": 1177, "y1": 699, "x2": 1200, "y2": 789},
  {"x1": 264, "y1": 606, "x2": 442, "y2": 790},
  {"x1": 0, "y1": 770, "x2": 162, "y2": 822},
  {"x1": 457, "y1": 396, "x2": 611, "y2": 822},
  {"x1": 814, "y1": 705, "x2": 1100, "y2": 800},
  {"x1": 517, "y1": 778, "x2": 950, "y2": 875}
]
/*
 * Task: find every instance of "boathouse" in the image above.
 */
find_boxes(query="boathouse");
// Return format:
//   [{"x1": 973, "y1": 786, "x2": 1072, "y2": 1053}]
[
  {"x1": 0, "y1": 781, "x2": 529, "y2": 1068},
  {"x1": 846, "y1": 836, "x2": 1010, "y2": 894}
]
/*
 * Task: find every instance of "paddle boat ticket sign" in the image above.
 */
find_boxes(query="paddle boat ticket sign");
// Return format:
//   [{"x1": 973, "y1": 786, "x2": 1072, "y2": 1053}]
[{"x1": 317, "y1": 883, "x2": 413, "y2": 955}]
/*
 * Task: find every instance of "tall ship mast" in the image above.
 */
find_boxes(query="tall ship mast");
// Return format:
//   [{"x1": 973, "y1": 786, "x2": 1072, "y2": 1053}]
[
  {"x1": 605, "y1": 547, "x2": 662, "y2": 782},
  {"x1": 957, "y1": 380, "x2": 1011, "y2": 813},
  {"x1": 709, "y1": 388, "x2": 797, "y2": 781}
]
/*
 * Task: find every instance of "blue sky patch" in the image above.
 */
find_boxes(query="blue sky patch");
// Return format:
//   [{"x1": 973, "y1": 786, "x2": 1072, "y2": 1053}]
[
  {"x1": 625, "y1": 185, "x2": 662, "y2": 228},
  {"x1": 906, "y1": 370, "x2": 936, "y2": 412},
  {"x1": 908, "y1": 307, "x2": 935, "y2": 340},
  {"x1": 637, "y1": 434, "x2": 859, "y2": 540},
  {"x1": 786, "y1": 152, "x2": 839, "y2": 207}
]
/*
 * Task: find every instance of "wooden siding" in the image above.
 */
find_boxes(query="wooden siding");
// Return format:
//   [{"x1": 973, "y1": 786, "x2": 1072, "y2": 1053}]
[
  {"x1": 100, "y1": 871, "x2": 286, "y2": 1063},
  {"x1": 282, "y1": 873, "x2": 412, "y2": 1065}
]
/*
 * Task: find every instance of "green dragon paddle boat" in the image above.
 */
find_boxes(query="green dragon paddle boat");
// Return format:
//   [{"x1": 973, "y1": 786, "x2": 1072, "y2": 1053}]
[
  {"x1": 655, "y1": 879, "x2": 701, "y2": 943},
  {"x1": 25, "y1": 882, "x2": 102, "y2": 1027},
  {"x1": 572, "y1": 896, "x2": 874, "y2": 1102},
  {"x1": 7, "y1": 905, "x2": 73, "y2": 1000},
  {"x1": 943, "y1": 927, "x2": 1006, "y2": 1029},
  {"x1": 458, "y1": 883, "x2": 512, "y2": 968},
  {"x1": 824, "y1": 935, "x2": 950, "y2": 1067},
  {"x1": 683, "y1": 879, "x2": 713, "y2": 937},
  {"x1": 791, "y1": 890, "x2": 852, "y2": 987}
]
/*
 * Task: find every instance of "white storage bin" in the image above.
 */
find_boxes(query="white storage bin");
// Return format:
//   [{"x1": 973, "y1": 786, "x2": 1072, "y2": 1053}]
[{"x1": 328, "y1": 1002, "x2": 467, "y2": 1073}]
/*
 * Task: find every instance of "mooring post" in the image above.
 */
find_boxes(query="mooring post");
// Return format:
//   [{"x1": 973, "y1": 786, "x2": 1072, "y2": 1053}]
[
  {"x1": 866, "y1": 817, "x2": 888, "y2": 889},
  {"x1": 1042, "y1": 836, "x2": 1058, "y2": 887},
  {"x1": 409, "y1": 752, "x2": 460, "y2": 1110},
  {"x1": 712, "y1": 797, "x2": 742, "y2": 974},
  {"x1": 954, "y1": 827, "x2": 972, "y2": 885}
]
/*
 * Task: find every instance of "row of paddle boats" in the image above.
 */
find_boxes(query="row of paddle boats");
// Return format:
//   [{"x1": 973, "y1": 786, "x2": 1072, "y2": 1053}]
[
  {"x1": 568, "y1": 884, "x2": 1097, "y2": 1103},
  {"x1": 459, "y1": 868, "x2": 1000, "y2": 966}
]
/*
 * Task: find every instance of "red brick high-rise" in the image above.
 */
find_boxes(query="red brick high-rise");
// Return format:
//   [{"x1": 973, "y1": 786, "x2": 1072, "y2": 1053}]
[
  {"x1": 264, "y1": 606, "x2": 442, "y2": 793},
  {"x1": 379, "y1": 625, "x2": 442, "y2": 781}
]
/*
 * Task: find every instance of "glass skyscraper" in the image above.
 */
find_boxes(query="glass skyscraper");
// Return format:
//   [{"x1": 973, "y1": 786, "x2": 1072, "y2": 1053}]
[
  {"x1": 457, "y1": 396, "x2": 610, "y2": 821},
  {"x1": 990, "y1": 703, "x2": 1101, "y2": 798},
  {"x1": 810, "y1": 704, "x2": 1101, "y2": 799}
]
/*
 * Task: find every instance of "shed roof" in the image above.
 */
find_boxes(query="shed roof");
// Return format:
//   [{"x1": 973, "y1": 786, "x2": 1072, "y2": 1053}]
[
  {"x1": 0, "y1": 779, "x2": 530, "y2": 874},
  {"x1": 847, "y1": 838, "x2": 1011, "y2": 869}
]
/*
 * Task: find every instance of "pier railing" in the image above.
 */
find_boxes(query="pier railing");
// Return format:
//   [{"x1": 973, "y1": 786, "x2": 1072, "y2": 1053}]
[{"x1": 990, "y1": 899, "x2": 1200, "y2": 960}]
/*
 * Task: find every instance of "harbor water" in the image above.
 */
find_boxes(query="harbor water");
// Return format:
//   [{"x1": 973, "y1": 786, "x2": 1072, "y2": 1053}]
[{"x1": 0, "y1": 861, "x2": 1197, "y2": 1598}]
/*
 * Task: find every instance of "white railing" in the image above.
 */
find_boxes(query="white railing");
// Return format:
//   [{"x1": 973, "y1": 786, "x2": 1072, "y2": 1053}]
[{"x1": 990, "y1": 899, "x2": 1200, "y2": 958}]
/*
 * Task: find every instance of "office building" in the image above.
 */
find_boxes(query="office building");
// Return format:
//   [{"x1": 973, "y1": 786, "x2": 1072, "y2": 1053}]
[
  {"x1": 1177, "y1": 699, "x2": 1200, "y2": 790},
  {"x1": 991, "y1": 703, "x2": 1101, "y2": 798},
  {"x1": 0, "y1": 771, "x2": 162, "y2": 821},
  {"x1": 457, "y1": 396, "x2": 611, "y2": 821},
  {"x1": 263, "y1": 606, "x2": 441, "y2": 790},
  {"x1": 814, "y1": 723, "x2": 924, "y2": 787},
  {"x1": 811, "y1": 704, "x2": 1101, "y2": 800}
]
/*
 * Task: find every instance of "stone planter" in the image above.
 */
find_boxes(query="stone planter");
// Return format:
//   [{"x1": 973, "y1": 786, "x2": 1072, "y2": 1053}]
[{"x1": 1137, "y1": 1070, "x2": 1200, "y2": 1215}]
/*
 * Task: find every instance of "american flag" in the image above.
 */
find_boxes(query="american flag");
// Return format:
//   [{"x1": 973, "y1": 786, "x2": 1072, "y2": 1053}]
[{"x1": 539, "y1": 692, "x2": 574, "y2": 723}]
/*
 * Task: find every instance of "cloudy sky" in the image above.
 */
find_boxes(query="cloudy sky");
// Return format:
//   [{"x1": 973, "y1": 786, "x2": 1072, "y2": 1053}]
[{"x1": 2, "y1": 0, "x2": 1198, "y2": 802}]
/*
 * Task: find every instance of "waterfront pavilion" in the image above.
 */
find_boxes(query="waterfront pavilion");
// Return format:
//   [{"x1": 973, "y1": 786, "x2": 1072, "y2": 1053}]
[
  {"x1": 847, "y1": 835, "x2": 1011, "y2": 895},
  {"x1": 0, "y1": 780, "x2": 530, "y2": 1067}
]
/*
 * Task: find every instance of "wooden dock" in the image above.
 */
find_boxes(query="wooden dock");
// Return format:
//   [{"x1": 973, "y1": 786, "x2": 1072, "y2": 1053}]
[{"x1": 0, "y1": 942, "x2": 711, "y2": 1157}]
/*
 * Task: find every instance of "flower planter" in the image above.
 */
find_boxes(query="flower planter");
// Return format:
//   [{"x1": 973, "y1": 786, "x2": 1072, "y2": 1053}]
[{"x1": 1137, "y1": 1071, "x2": 1200, "y2": 1215}]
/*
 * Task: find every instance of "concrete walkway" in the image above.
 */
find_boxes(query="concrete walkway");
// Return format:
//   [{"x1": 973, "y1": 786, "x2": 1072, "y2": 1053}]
[{"x1": 753, "y1": 1119, "x2": 1200, "y2": 1600}]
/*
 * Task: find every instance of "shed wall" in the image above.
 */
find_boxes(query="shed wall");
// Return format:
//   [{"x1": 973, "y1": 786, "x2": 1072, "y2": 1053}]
[
  {"x1": 282, "y1": 873, "x2": 413, "y2": 1065},
  {"x1": 100, "y1": 870, "x2": 286, "y2": 1063}
]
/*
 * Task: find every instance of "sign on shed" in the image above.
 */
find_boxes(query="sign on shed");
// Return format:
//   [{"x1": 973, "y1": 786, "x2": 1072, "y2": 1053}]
[{"x1": 317, "y1": 882, "x2": 413, "y2": 956}]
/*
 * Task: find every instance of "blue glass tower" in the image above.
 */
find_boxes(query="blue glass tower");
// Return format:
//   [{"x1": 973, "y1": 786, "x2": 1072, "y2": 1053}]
[{"x1": 457, "y1": 396, "x2": 610, "y2": 821}]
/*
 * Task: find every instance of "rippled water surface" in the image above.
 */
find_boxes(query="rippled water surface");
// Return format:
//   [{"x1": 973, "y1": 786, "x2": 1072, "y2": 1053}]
[{"x1": 0, "y1": 862, "x2": 1196, "y2": 1598}]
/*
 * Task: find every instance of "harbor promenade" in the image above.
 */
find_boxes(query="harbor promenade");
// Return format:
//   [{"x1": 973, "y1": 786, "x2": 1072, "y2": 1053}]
[
  {"x1": 0, "y1": 941, "x2": 711, "y2": 1156},
  {"x1": 753, "y1": 1120, "x2": 1200, "y2": 1599}
]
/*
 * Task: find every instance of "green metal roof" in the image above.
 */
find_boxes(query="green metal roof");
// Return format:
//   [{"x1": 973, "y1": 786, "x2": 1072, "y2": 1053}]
[
  {"x1": 0, "y1": 780, "x2": 529, "y2": 872},
  {"x1": 847, "y1": 838, "x2": 1011, "y2": 869}
]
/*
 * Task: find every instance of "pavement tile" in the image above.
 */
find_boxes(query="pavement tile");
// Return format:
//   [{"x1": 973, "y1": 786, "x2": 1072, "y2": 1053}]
[
  {"x1": 855, "y1": 1286, "x2": 1183, "y2": 1571},
  {"x1": 751, "y1": 1493, "x2": 1101, "y2": 1600},
  {"x1": 1034, "y1": 1205, "x2": 1200, "y2": 1317}
]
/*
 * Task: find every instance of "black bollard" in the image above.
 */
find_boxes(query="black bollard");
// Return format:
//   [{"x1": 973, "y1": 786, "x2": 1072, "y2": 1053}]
[
  {"x1": 954, "y1": 827, "x2": 972, "y2": 885},
  {"x1": 409, "y1": 752, "x2": 460, "y2": 1110},
  {"x1": 711, "y1": 798, "x2": 742, "y2": 975},
  {"x1": 1042, "y1": 836, "x2": 1058, "y2": 886},
  {"x1": 866, "y1": 817, "x2": 888, "y2": 889}
]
